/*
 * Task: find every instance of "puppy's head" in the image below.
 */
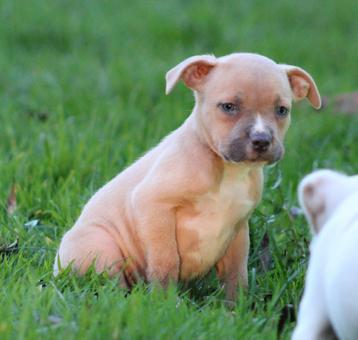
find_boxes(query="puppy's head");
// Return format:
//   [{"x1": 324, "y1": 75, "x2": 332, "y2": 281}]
[
  {"x1": 166, "y1": 53, "x2": 321, "y2": 164},
  {"x1": 298, "y1": 170, "x2": 358, "y2": 234}
]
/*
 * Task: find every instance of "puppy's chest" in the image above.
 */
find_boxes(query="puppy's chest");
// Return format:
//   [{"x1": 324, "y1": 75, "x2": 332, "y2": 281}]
[{"x1": 176, "y1": 171, "x2": 258, "y2": 279}]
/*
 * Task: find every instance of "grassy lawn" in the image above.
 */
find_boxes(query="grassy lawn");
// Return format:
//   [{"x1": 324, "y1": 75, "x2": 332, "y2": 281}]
[{"x1": 1, "y1": 0, "x2": 357, "y2": 339}]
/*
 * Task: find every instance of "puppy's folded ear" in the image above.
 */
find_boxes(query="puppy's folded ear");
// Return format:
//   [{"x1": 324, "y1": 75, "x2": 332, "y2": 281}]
[
  {"x1": 298, "y1": 174, "x2": 327, "y2": 235},
  {"x1": 280, "y1": 65, "x2": 321, "y2": 109},
  {"x1": 298, "y1": 180, "x2": 323, "y2": 234},
  {"x1": 298, "y1": 170, "x2": 346, "y2": 234},
  {"x1": 165, "y1": 55, "x2": 217, "y2": 94}
]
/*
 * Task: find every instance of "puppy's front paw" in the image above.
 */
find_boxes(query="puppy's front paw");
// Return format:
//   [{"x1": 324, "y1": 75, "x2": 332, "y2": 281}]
[{"x1": 146, "y1": 260, "x2": 179, "y2": 288}]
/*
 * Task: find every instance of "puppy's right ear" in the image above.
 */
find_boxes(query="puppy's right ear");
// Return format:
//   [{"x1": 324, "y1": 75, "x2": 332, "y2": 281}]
[{"x1": 165, "y1": 55, "x2": 217, "y2": 94}]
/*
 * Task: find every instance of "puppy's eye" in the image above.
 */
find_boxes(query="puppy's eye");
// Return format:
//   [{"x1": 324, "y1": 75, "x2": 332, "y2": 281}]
[
  {"x1": 276, "y1": 106, "x2": 289, "y2": 117},
  {"x1": 219, "y1": 102, "x2": 239, "y2": 116}
]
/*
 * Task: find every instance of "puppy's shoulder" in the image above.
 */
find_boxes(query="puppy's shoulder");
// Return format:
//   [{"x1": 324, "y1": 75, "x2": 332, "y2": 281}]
[{"x1": 134, "y1": 130, "x2": 220, "y2": 199}]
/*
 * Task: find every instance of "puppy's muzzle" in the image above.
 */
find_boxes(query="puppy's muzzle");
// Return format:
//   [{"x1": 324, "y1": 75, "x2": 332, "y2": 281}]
[
  {"x1": 250, "y1": 132, "x2": 273, "y2": 154},
  {"x1": 224, "y1": 128, "x2": 282, "y2": 164}
]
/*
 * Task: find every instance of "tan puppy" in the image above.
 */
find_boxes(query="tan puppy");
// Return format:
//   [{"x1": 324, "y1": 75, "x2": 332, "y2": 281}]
[
  {"x1": 293, "y1": 170, "x2": 358, "y2": 340},
  {"x1": 54, "y1": 53, "x2": 321, "y2": 303}
]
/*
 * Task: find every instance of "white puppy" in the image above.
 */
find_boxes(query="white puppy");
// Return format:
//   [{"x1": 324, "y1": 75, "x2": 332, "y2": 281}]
[{"x1": 292, "y1": 170, "x2": 358, "y2": 340}]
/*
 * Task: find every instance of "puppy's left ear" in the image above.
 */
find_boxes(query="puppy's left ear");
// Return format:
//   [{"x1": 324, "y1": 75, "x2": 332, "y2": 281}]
[
  {"x1": 280, "y1": 65, "x2": 321, "y2": 109},
  {"x1": 165, "y1": 54, "x2": 217, "y2": 94}
]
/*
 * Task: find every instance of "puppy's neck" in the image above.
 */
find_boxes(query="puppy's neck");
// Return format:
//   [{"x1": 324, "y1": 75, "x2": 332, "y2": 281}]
[
  {"x1": 188, "y1": 105, "x2": 220, "y2": 158},
  {"x1": 183, "y1": 108, "x2": 261, "y2": 178}
]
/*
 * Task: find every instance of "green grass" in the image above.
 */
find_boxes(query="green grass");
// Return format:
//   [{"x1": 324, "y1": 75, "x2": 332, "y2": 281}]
[{"x1": 1, "y1": 0, "x2": 358, "y2": 339}]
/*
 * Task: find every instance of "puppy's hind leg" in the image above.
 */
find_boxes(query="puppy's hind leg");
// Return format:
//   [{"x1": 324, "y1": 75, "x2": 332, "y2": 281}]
[{"x1": 54, "y1": 227, "x2": 129, "y2": 288}]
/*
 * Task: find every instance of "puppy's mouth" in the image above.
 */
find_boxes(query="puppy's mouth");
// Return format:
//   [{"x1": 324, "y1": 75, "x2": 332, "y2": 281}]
[{"x1": 222, "y1": 140, "x2": 284, "y2": 165}]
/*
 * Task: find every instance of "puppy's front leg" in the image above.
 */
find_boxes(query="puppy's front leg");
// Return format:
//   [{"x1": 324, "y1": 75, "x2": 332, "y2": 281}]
[
  {"x1": 143, "y1": 207, "x2": 180, "y2": 288},
  {"x1": 216, "y1": 220, "x2": 249, "y2": 306},
  {"x1": 133, "y1": 188, "x2": 180, "y2": 287}
]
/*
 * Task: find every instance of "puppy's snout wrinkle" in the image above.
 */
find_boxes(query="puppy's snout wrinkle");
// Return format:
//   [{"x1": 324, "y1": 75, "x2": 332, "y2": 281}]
[{"x1": 250, "y1": 132, "x2": 272, "y2": 153}]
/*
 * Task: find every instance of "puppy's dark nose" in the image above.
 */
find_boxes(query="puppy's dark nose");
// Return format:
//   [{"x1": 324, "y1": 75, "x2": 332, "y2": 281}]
[{"x1": 250, "y1": 132, "x2": 272, "y2": 153}]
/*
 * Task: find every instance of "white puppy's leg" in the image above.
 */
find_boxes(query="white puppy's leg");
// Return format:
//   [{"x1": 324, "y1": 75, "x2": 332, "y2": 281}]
[
  {"x1": 292, "y1": 257, "x2": 337, "y2": 340},
  {"x1": 293, "y1": 290, "x2": 336, "y2": 340},
  {"x1": 325, "y1": 225, "x2": 358, "y2": 340}
]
